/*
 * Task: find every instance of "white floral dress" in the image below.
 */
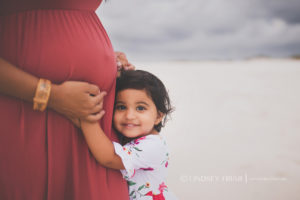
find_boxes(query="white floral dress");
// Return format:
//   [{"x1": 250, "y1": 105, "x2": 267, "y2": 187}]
[{"x1": 113, "y1": 134, "x2": 177, "y2": 200}]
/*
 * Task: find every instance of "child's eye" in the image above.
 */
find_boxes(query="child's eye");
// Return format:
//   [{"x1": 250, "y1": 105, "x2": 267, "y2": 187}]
[
  {"x1": 136, "y1": 106, "x2": 146, "y2": 111},
  {"x1": 116, "y1": 105, "x2": 126, "y2": 110}
]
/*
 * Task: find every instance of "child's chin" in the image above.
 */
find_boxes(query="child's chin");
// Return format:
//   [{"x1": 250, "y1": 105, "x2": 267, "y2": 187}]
[{"x1": 124, "y1": 133, "x2": 143, "y2": 138}]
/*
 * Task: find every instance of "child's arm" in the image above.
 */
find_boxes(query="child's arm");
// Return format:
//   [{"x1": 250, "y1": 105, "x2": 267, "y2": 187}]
[{"x1": 81, "y1": 120, "x2": 125, "y2": 170}]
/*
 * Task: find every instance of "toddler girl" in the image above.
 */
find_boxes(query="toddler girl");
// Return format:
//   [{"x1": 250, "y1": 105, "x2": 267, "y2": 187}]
[{"x1": 81, "y1": 70, "x2": 177, "y2": 200}]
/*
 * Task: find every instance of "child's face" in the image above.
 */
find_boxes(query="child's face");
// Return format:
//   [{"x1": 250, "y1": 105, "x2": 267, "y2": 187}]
[{"x1": 113, "y1": 89, "x2": 163, "y2": 138}]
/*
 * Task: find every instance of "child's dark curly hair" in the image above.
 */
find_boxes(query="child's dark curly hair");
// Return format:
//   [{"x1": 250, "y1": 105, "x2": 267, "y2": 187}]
[{"x1": 115, "y1": 70, "x2": 173, "y2": 144}]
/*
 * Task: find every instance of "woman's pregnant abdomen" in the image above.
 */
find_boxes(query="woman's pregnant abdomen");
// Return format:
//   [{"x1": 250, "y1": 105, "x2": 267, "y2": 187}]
[{"x1": 1, "y1": 9, "x2": 117, "y2": 91}]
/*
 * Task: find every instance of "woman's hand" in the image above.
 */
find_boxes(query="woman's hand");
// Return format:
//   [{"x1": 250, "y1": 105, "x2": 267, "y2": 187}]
[
  {"x1": 49, "y1": 81, "x2": 107, "y2": 125},
  {"x1": 0, "y1": 58, "x2": 106, "y2": 128},
  {"x1": 67, "y1": 117, "x2": 81, "y2": 128},
  {"x1": 115, "y1": 51, "x2": 135, "y2": 77}
]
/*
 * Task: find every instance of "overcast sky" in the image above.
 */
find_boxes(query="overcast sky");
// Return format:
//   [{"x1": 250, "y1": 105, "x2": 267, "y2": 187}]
[{"x1": 96, "y1": 0, "x2": 300, "y2": 61}]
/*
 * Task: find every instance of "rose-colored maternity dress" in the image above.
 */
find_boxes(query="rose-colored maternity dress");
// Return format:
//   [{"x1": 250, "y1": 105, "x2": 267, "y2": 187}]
[{"x1": 0, "y1": 0, "x2": 128, "y2": 199}]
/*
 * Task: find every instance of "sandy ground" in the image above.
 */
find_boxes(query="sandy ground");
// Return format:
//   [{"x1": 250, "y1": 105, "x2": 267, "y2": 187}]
[{"x1": 134, "y1": 59, "x2": 300, "y2": 200}]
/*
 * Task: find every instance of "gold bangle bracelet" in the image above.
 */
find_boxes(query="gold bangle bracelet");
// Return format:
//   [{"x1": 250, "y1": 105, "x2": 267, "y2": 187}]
[{"x1": 33, "y1": 78, "x2": 51, "y2": 111}]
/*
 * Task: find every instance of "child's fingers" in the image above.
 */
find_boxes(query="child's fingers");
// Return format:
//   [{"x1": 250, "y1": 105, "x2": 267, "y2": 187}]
[
  {"x1": 91, "y1": 103, "x2": 103, "y2": 114},
  {"x1": 85, "y1": 110, "x2": 105, "y2": 122},
  {"x1": 117, "y1": 61, "x2": 122, "y2": 67},
  {"x1": 123, "y1": 64, "x2": 135, "y2": 71}
]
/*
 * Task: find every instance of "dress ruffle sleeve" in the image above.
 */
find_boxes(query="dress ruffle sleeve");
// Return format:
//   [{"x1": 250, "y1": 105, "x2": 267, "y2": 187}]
[
  {"x1": 113, "y1": 136, "x2": 165, "y2": 179},
  {"x1": 113, "y1": 142, "x2": 136, "y2": 178}
]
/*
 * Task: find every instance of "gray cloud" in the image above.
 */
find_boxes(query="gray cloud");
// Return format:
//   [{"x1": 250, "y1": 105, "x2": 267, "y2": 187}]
[
  {"x1": 96, "y1": 0, "x2": 300, "y2": 60},
  {"x1": 259, "y1": 0, "x2": 300, "y2": 24}
]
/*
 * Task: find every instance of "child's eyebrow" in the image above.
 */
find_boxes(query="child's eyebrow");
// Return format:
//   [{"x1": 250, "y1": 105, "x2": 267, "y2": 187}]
[
  {"x1": 136, "y1": 102, "x2": 149, "y2": 106},
  {"x1": 115, "y1": 101, "x2": 125, "y2": 104}
]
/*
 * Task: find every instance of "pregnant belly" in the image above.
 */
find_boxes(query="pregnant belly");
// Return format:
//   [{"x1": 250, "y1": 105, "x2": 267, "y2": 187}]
[{"x1": 1, "y1": 9, "x2": 117, "y2": 91}]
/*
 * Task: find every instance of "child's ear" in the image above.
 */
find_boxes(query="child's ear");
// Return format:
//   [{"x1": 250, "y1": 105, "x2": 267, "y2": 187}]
[{"x1": 155, "y1": 111, "x2": 164, "y2": 125}]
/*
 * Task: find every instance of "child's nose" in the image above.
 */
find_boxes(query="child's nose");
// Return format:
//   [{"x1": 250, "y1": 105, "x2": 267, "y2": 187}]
[{"x1": 125, "y1": 109, "x2": 135, "y2": 119}]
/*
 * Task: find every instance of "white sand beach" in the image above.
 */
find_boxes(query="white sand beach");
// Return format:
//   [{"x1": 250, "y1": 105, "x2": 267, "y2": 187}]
[{"x1": 135, "y1": 59, "x2": 300, "y2": 200}]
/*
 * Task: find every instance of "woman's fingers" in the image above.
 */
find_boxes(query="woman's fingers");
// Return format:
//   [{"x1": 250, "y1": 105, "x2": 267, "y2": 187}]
[
  {"x1": 86, "y1": 91, "x2": 106, "y2": 120},
  {"x1": 86, "y1": 83, "x2": 100, "y2": 96},
  {"x1": 92, "y1": 91, "x2": 107, "y2": 106},
  {"x1": 82, "y1": 90, "x2": 106, "y2": 114},
  {"x1": 51, "y1": 80, "x2": 107, "y2": 122},
  {"x1": 88, "y1": 91, "x2": 106, "y2": 112}
]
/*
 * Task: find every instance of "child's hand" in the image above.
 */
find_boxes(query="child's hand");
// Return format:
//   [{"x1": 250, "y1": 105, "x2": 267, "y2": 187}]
[
  {"x1": 80, "y1": 109, "x2": 105, "y2": 129},
  {"x1": 115, "y1": 51, "x2": 135, "y2": 77}
]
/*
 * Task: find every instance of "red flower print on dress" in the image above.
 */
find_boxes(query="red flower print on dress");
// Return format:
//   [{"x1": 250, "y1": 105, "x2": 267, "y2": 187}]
[
  {"x1": 145, "y1": 191, "x2": 165, "y2": 200},
  {"x1": 165, "y1": 161, "x2": 168, "y2": 168},
  {"x1": 140, "y1": 167, "x2": 154, "y2": 171},
  {"x1": 134, "y1": 136, "x2": 146, "y2": 144},
  {"x1": 158, "y1": 182, "x2": 168, "y2": 193}
]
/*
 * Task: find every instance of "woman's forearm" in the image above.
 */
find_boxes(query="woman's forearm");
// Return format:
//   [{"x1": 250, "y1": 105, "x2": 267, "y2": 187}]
[
  {"x1": 0, "y1": 58, "x2": 39, "y2": 102},
  {"x1": 0, "y1": 57, "x2": 62, "y2": 107},
  {"x1": 81, "y1": 122, "x2": 124, "y2": 170},
  {"x1": 0, "y1": 58, "x2": 103, "y2": 124}
]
